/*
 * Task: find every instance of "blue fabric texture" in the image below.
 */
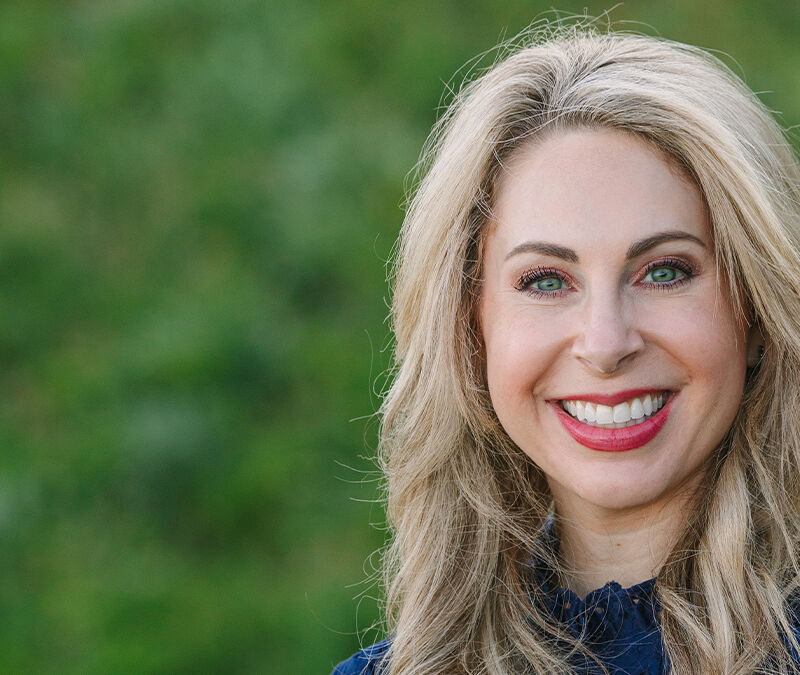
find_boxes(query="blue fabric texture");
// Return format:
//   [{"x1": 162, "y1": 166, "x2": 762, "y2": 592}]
[
  {"x1": 332, "y1": 637, "x2": 391, "y2": 675},
  {"x1": 332, "y1": 574, "x2": 664, "y2": 674},
  {"x1": 537, "y1": 574, "x2": 665, "y2": 674},
  {"x1": 333, "y1": 518, "x2": 667, "y2": 674},
  {"x1": 332, "y1": 527, "x2": 800, "y2": 674}
]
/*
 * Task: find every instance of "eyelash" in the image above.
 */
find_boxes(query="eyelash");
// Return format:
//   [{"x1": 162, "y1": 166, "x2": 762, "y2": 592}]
[
  {"x1": 639, "y1": 256, "x2": 697, "y2": 290},
  {"x1": 515, "y1": 257, "x2": 697, "y2": 299},
  {"x1": 515, "y1": 266, "x2": 574, "y2": 299}
]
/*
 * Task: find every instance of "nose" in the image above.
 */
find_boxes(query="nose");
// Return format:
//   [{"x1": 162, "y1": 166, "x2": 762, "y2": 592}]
[{"x1": 571, "y1": 291, "x2": 645, "y2": 374}]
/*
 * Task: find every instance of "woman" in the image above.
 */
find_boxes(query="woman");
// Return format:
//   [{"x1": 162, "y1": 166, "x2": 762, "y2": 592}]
[{"x1": 335, "y1": 25, "x2": 800, "y2": 674}]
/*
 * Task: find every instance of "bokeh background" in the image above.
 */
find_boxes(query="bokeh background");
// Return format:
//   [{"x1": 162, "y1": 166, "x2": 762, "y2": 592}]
[{"x1": 2, "y1": 1, "x2": 798, "y2": 672}]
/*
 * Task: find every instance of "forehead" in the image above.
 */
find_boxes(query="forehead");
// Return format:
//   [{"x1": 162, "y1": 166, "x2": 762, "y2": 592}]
[{"x1": 488, "y1": 129, "x2": 710, "y2": 254}]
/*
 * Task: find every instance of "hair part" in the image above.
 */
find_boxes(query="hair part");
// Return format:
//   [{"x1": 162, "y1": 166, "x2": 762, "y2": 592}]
[{"x1": 380, "y1": 20, "x2": 800, "y2": 674}]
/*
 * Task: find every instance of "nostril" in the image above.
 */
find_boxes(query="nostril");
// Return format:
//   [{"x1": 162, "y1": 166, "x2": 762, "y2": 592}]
[{"x1": 571, "y1": 322, "x2": 645, "y2": 375}]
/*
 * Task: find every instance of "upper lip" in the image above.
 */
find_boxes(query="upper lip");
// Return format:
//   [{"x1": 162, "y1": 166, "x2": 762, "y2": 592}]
[{"x1": 550, "y1": 388, "x2": 672, "y2": 406}]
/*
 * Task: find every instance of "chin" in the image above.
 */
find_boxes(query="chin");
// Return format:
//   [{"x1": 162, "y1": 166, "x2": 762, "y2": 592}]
[{"x1": 556, "y1": 473, "x2": 673, "y2": 513}]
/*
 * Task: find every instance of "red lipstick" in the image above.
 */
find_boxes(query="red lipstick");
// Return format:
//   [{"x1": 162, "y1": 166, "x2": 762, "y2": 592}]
[{"x1": 552, "y1": 395, "x2": 675, "y2": 452}]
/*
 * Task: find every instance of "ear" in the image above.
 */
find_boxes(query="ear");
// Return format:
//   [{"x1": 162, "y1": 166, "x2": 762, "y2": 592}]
[{"x1": 746, "y1": 324, "x2": 765, "y2": 368}]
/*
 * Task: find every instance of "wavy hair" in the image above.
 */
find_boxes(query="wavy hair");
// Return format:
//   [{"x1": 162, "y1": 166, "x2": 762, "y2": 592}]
[{"x1": 379, "y1": 22, "x2": 800, "y2": 674}]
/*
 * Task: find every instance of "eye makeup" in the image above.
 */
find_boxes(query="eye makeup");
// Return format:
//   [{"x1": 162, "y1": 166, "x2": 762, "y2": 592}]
[
  {"x1": 636, "y1": 256, "x2": 699, "y2": 290},
  {"x1": 514, "y1": 266, "x2": 573, "y2": 299},
  {"x1": 513, "y1": 255, "x2": 701, "y2": 299}
]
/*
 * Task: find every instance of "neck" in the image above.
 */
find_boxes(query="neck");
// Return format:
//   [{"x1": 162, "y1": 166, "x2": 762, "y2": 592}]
[{"x1": 550, "y1": 487, "x2": 697, "y2": 599}]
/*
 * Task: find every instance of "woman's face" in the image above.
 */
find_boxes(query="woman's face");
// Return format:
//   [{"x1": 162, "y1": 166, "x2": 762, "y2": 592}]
[{"x1": 479, "y1": 129, "x2": 748, "y2": 516}]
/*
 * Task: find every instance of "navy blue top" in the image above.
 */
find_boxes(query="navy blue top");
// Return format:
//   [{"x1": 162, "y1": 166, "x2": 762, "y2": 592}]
[
  {"x1": 332, "y1": 573, "x2": 665, "y2": 674},
  {"x1": 333, "y1": 524, "x2": 800, "y2": 674}
]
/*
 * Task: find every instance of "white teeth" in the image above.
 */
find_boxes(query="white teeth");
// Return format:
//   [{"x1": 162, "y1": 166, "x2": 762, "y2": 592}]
[
  {"x1": 596, "y1": 404, "x2": 613, "y2": 424},
  {"x1": 613, "y1": 401, "x2": 631, "y2": 423},
  {"x1": 560, "y1": 391, "x2": 670, "y2": 428}
]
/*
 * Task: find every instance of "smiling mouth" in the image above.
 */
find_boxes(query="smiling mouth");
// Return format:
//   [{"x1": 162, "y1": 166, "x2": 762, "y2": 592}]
[
  {"x1": 560, "y1": 391, "x2": 672, "y2": 429},
  {"x1": 552, "y1": 390, "x2": 676, "y2": 452}
]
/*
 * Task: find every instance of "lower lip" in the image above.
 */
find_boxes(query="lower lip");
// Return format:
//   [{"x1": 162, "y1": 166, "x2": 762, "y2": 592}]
[{"x1": 552, "y1": 396, "x2": 675, "y2": 452}]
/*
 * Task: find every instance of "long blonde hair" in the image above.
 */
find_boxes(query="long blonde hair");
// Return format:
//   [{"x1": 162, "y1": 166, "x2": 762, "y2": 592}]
[{"x1": 380, "y1": 22, "x2": 800, "y2": 674}]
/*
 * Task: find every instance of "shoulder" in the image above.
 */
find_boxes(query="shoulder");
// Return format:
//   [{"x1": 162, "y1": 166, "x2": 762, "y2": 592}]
[
  {"x1": 332, "y1": 638, "x2": 392, "y2": 675},
  {"x1": 772, "y1": 598, "x2": 800, "y2": 666}
]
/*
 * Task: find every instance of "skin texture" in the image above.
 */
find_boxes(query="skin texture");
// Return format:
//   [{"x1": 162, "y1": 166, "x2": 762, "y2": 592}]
[{"x1": 479, "y1": 129, "x2": 749, "y2": 595}]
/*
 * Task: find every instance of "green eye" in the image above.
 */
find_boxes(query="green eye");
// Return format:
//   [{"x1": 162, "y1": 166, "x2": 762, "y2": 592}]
[
  {"x1": 644, "y1": 266, "x2": 685, "y2": 283},
  {"x1": 517, "y1": 267, "x2": 571, "y2": 297},
  {"x1": 533, "y1": 277, "x2": 564, "y2": 292}
]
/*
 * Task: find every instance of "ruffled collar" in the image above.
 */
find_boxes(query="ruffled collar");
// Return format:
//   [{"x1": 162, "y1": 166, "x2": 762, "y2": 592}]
[
  {"x1": 539, "y1": 572, "x2": 660, "y2": 642},
  {"x1": 534, "y1": 523, "x2": 661, "y2": 642}
]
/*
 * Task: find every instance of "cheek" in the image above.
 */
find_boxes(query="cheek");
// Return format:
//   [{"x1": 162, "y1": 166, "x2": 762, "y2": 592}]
[
  {"x1": 644, "y1": 298, "x2": 746, "y2": 373},
  {"x1": 642, "y1": 298, "x2": 747, "y2": 427},
  {"x1": 482, "y1": 305, "x2": 567, "y2": 404},
  {"x1": 695, "y1": 319, "x2": 747, "y2": 422}
]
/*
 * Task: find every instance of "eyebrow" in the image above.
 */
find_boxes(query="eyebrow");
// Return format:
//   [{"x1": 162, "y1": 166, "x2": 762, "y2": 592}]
[{"x1": 504, "y1": 230, "x2": 707, "y2": 263}]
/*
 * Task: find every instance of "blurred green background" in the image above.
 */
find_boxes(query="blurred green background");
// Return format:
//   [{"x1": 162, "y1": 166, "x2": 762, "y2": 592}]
[{"x1": 1, "y1": 1, "x2": 798, "y2": 672}]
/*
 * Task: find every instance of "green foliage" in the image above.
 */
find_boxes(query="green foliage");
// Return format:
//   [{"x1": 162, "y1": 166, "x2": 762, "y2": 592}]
[{"x1": 0, "y1": 1, "x2": 796, "y2": 672}]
